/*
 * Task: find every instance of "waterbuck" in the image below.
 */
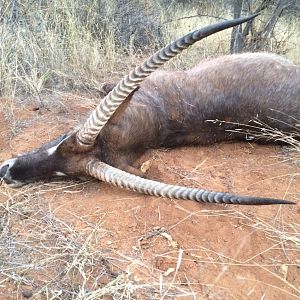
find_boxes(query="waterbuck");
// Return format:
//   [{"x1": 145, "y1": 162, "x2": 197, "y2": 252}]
[{"x1": 0, "y1": 15, "x2": 298, "y2": 205}]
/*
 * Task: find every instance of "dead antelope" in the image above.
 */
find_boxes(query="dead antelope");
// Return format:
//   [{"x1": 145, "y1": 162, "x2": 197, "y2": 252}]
[{"x1": 0, "y1": 15, "x2": 298, "y2": 205}]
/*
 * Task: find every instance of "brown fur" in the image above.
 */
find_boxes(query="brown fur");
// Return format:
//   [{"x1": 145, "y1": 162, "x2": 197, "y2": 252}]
[
  {"x1": 88, "y1": 53, "x2": 299, "y2": 176},
  {"x1": 1, "y1": 52, "x2": 299, "y2": 184}
]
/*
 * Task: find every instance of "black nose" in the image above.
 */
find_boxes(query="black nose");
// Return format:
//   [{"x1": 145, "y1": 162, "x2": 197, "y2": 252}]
[{"x1": 0, "y1": 164, "x2": 9, "y2": 178}]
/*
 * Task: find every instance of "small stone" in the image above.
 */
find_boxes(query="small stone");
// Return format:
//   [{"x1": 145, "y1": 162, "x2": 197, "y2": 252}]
[{"x1": 22, "y1": 288, "x2": 33, "y2": 298}]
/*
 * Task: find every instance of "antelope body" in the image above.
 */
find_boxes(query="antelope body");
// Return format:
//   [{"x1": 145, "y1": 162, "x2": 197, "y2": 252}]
[
  {"x1": 99, "y1": 52, "x2": 299, "y2": 173},
  {"x1": 0, "y1": 15, "x2": 298, "y2": 205}
]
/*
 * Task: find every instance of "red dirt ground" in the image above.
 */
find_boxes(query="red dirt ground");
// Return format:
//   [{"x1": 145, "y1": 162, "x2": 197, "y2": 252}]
[{"x1": 0, "y1": 94, "x2": 299, "y2": 299}]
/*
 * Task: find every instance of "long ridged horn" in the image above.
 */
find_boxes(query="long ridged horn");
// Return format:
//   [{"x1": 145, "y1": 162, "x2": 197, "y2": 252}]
[
  {"x1": 87, "y1": 161, "x2": 295, "y2": 205},
  {"x1": 76, "y1": 14, "x2": 259, "y2": 147}
]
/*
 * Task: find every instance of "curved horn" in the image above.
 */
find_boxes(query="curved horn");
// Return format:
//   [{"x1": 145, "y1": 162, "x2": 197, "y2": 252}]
[
  {"x1": 86, "y1": 161, "x2": 295, "y2": 205},
  {"x1": 76, "y1": 14, "x2": 259, "y2": 147}
]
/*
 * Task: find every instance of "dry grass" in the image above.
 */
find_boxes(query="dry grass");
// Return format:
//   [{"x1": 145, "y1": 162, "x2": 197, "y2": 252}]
[
  {"x1": 0, "y1": 183, "x2": 199, "y2": 299},
  {"x1": 209, "y1": 117, "x2": 300, "y2": 165},
  {"x1": 272, "y1": 16, "x2": 300, "y2": 63},
  {"x1": 1, "y1": 1, "x2": 299, "y2": 97},
  {"x1": 1, "y1": 182, "x2": 299, "y2": 299},
  {"x1": 161, "y1": 205, "x2": 300, "y2": 299},
  {"x1": 0, "y1": 0, "x2": 145, "y2": 97}
]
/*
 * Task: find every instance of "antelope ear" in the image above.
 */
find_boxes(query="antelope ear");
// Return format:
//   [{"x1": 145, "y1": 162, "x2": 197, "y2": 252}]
[
  {"x1": 44, "y1": 133, "x2": 71, "y2": 157},
  {"x1": 55, "y1": 133, "x2": 81, "y2": 155}
]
